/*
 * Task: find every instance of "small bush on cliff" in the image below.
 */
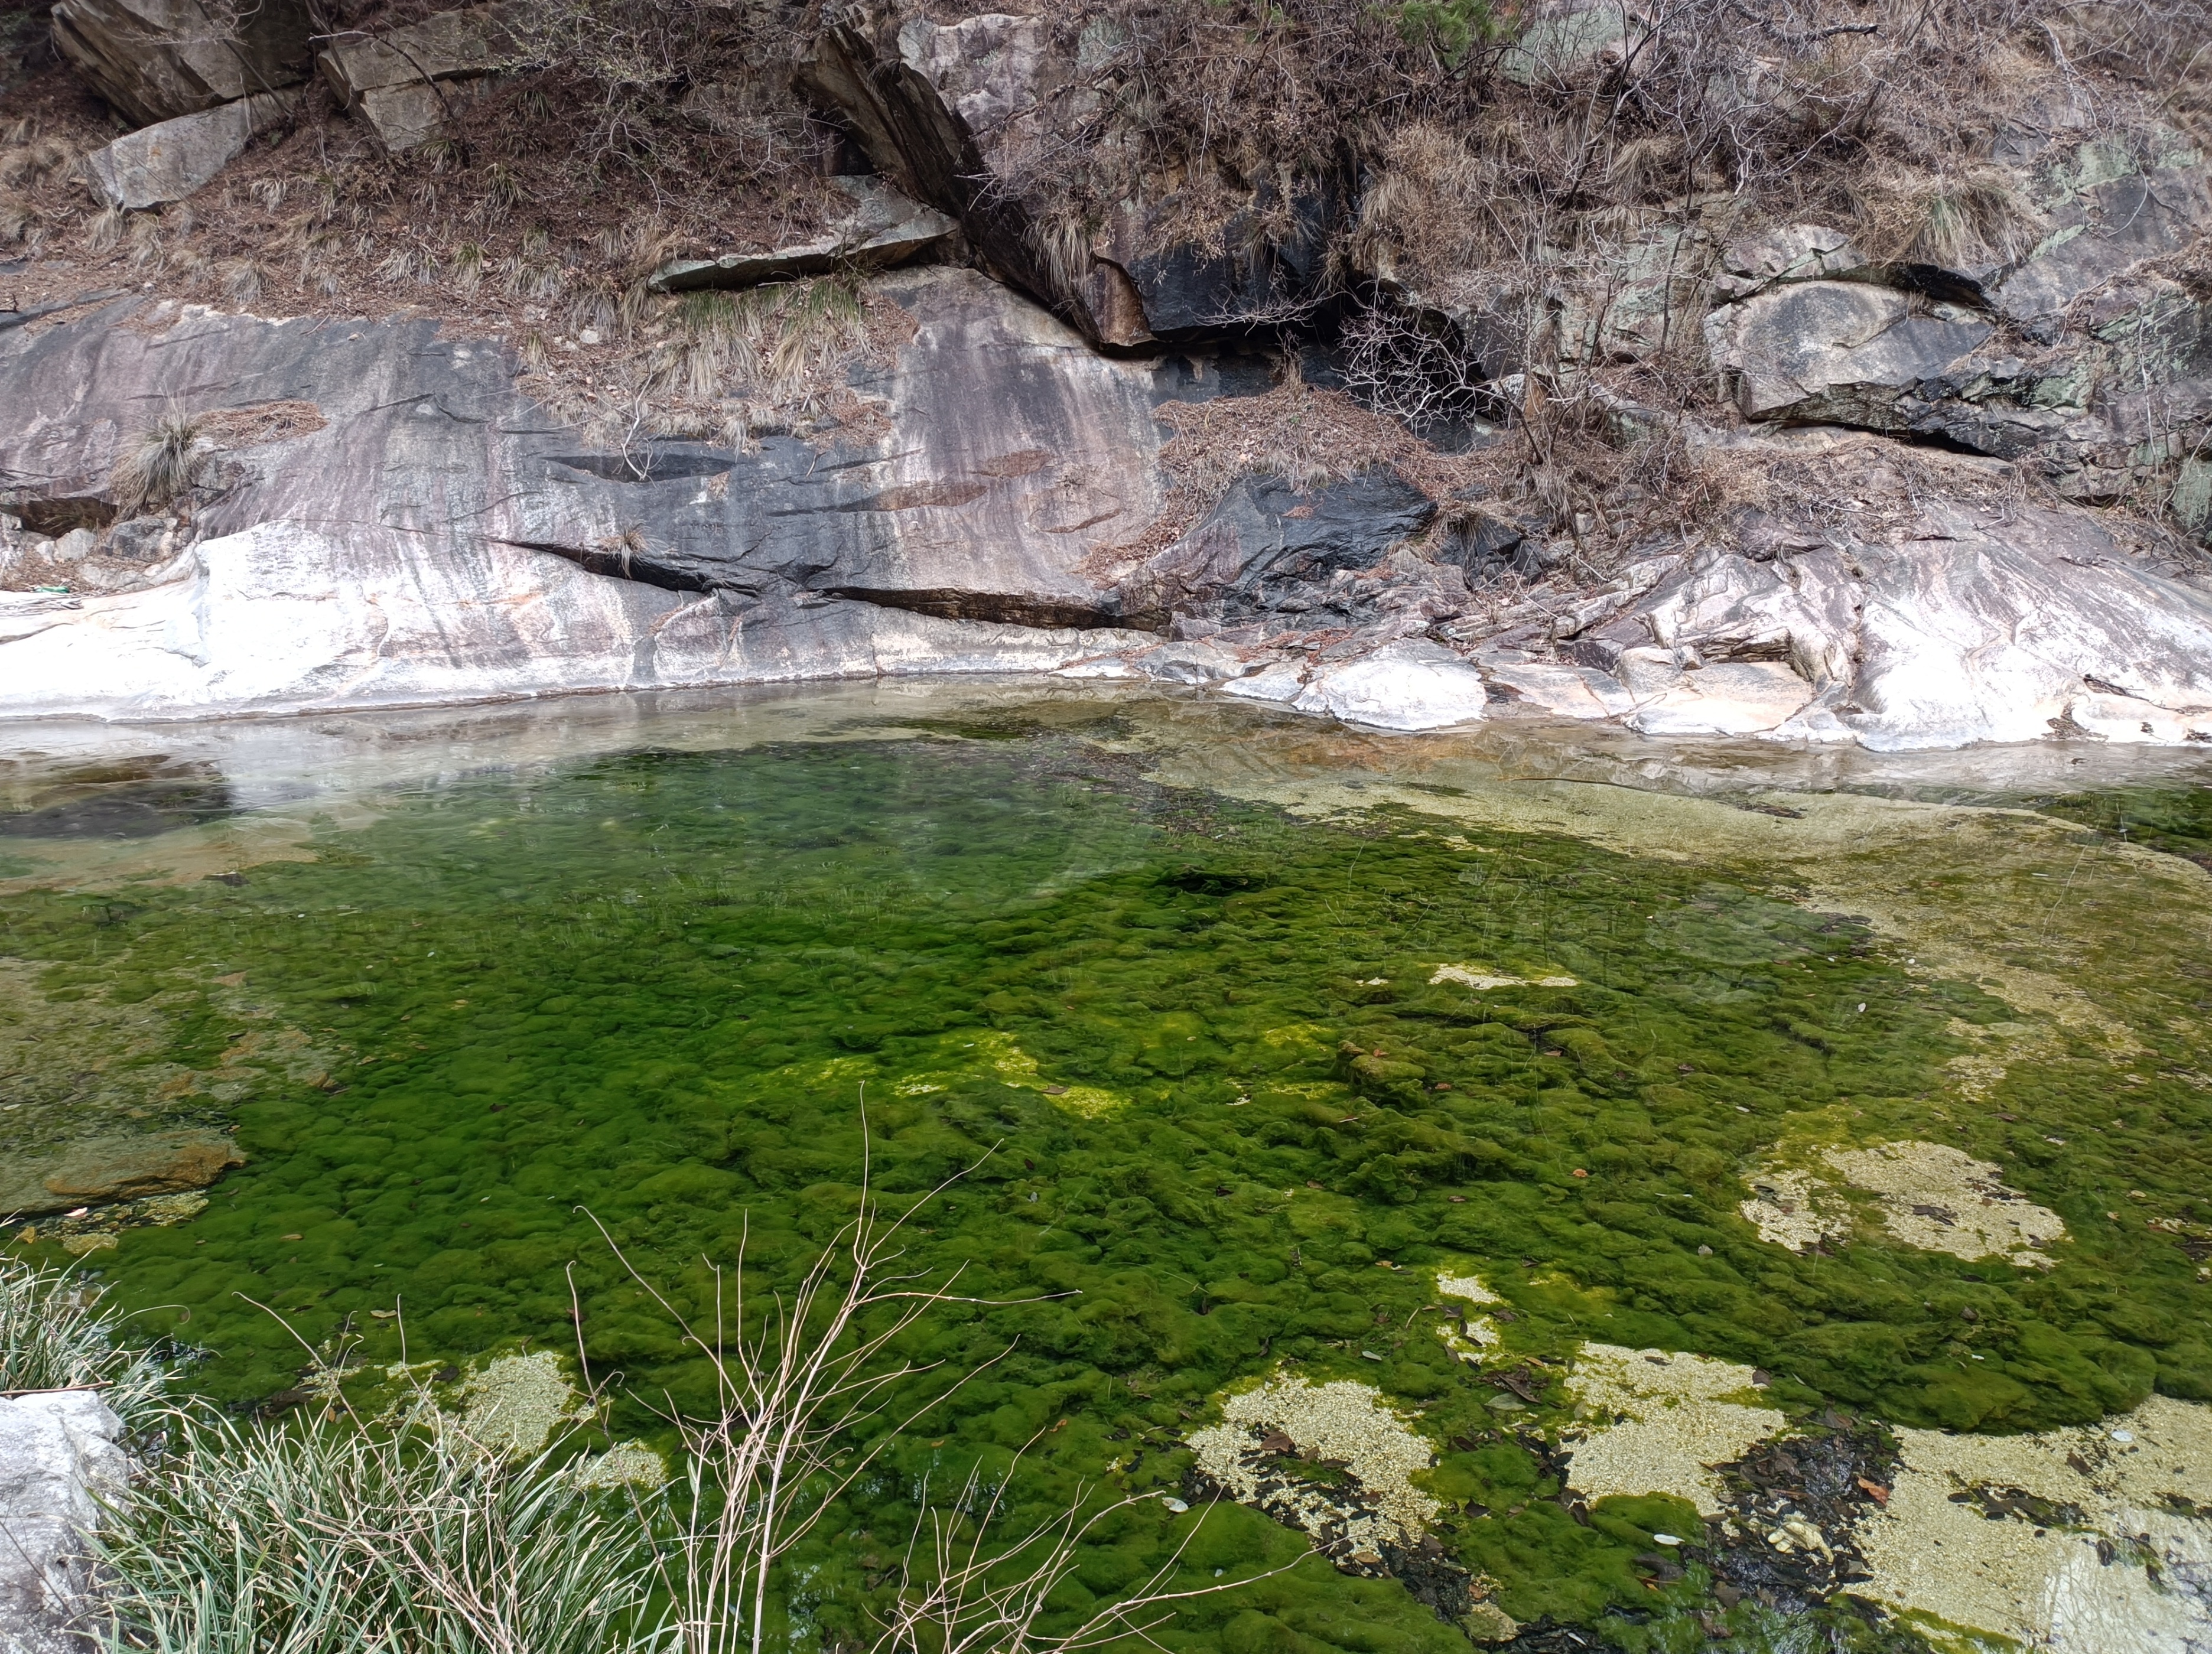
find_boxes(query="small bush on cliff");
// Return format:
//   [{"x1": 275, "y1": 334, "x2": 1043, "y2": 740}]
[{"x1": 110, "y1": 409, "x2": 206, "y2": 518}]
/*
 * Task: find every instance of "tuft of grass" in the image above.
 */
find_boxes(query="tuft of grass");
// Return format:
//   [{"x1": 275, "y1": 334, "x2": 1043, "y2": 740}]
[
  {"x1": 567, "y1": 272, "x2": 620, "y2": 335},
  {"x1": 220, "y1": 258, "x2": 265, "y2": 304},
  {"x1": 0, "y1": 1256, "x2": 167, "y2": 1433},
  {"x1": 1028, "y1": 214, "x2": 1094, "y2": 302},
  {"x1": 377, "y1": 243, "x2": 435, "y2": 286},
  {"x1": 451, "y1": 240, "x2": 487, "y2": 293},
  {"x1": 99, "y1": 1396, "x2": 669, "y2": 1654},
  {"x1": 505, "y1": 226, "x2": 567, "y2": 302},
  {"x1": 111, "y1": 407, "x2": 205, "y2": 516},
  {"x1": 86, "y1": 206, "x2": 123, "y2": 255}
]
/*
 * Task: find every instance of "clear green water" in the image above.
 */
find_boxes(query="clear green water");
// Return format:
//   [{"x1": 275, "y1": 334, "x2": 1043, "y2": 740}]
[{"x1": 5, "y1": 705, "x2": 2211, "y2": 1647}]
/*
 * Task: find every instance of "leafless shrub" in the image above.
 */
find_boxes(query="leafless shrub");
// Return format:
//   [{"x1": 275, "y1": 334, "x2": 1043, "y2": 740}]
[{"x1": 1336, "y1": 301, "x2": 1503, "y2": 438}]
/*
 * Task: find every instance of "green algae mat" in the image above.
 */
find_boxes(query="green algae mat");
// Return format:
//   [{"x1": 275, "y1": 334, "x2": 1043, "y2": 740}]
[{"x1": 4, "y1": 691, "x2": 2211, "y2": 1650}]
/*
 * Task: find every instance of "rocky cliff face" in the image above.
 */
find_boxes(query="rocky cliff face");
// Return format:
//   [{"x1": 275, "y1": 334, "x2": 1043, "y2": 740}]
[{"x1": 2, "y1": 0, "x2": 2210, "y2": 747}]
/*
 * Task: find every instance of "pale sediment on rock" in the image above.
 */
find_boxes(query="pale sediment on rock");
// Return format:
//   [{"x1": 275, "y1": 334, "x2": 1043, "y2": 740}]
[
  {"x1": 457, "y1": 1350, "x2": 665, "y2": 1485},
  {"x1": 460, "y1": 1350, "x2": 580, "y2": 1458},
  {"x1": 1855, "y1": 1394, "x2": 2212, "y2": 1651},
  {"x1": 1825, "y1": 1140, "x2": 2065, "y2": 1265},
  {"x1": 1434, "y1": 1269, "x2": 1504, "y2": 1360},
  {"x1": 1561, "y1": 1344, "x2": 1785, "y2": 1516},
  {"x1": 1188, "y1": 1374, "x2": 1439, "y2": 1556},
  {"x1": 1429, "y1": 965, "x2": 1577, "y2": 990},
  {"x1": 1737, "y1": 1167, "x2": 1845, "y2": 1252},
  {"x1": 1741, "y1": 1140, "x2": 2065, "y2": 1266}
]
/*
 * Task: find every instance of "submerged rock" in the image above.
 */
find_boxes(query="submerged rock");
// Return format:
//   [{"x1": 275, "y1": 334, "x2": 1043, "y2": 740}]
[{"x1": 0, "y1": 1129, "x2": 243, "y2": 1215}]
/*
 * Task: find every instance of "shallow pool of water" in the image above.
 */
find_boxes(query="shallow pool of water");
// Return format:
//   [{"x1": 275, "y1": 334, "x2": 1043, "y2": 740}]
[{"x1": 5, "y1": 683, "x2": 2211, "y2": 1648}]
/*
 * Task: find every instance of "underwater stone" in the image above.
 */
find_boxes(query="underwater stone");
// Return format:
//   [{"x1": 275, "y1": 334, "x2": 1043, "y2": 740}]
[{"x1": 17, "y1": 1131, "x2": 244, "y2": 1213}]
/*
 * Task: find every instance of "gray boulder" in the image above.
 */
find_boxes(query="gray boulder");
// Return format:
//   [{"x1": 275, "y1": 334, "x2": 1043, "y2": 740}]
[
  {"x1": 1713, "y1": 224, "x2": 1868, "y2": 301},
  {"x1": 0, "y1": 1392, "x2": 129, "y2": 1654},
  {"x1": 1705, "y1": 280, "x2": 1992, "y2": 426},
  {"x1": 51, "y1": 0, "x2": 310, "y2": 126},
  {"x1": 317, "y1": 1, "x2": 528, "y2": 152},
  {"x1": 649, "y1": 177, "x2": 956, "y2": 293},
  {"x1": 82, "y1": 91, "x2": 295, "y2": 211},
  {"x1": 1498, "y1": 2, "x2": 1648, "y2": 85}
]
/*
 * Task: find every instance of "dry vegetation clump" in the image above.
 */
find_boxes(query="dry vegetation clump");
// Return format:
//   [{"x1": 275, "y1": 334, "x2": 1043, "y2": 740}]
[
  {"x1": 519, "y1": 270, "x2": 917, "y2": 455},
  {"x1": 110, "y1": 406, "x2": 206, "y2": 516}
]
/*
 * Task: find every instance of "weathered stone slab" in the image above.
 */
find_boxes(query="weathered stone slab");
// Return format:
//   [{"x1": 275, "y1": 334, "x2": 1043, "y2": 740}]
[
  {"x1": 82, "y1": 92, "x2": 295, "y2": 210},
  {"x1": 51, "y1": 0, "x2": 310, "y2": 126},
  {"x1": 1714, "y1": 224, "x2": 1867, "y2": 301},
  {"x1": 317, "y1": 1, "x2": 527, "y2": 151},
  {"x1": 1996, "y1": 163, "x2": 2212, "y2": 332},
  {"x1": 1704, "y1": 281, "x2": 1992, "y2": 425},
  {"x1": 649, "y1": 177, "x2": 956, "y2": 293},
  {"x1": 0, "y1": 1392, "x2": 129, "y2": 1654}
]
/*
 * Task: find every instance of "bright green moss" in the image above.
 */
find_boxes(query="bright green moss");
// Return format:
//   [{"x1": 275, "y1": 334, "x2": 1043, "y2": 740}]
[{"x1": 2, "y1": 730, "x2": 2208, "y2": 1648}]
